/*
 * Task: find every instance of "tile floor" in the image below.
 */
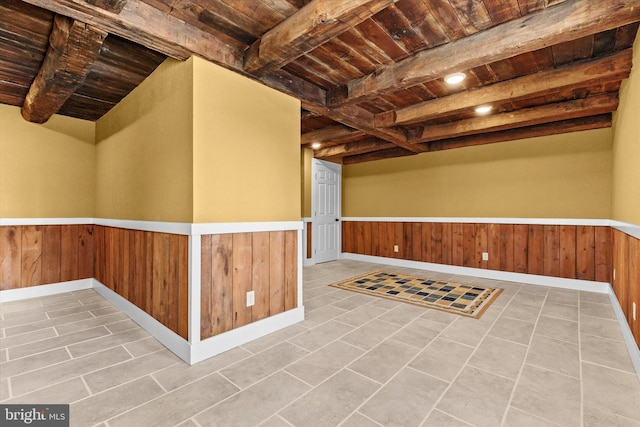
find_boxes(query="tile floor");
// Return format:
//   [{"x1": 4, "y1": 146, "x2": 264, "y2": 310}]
[{"x1": 1, "y1": 259, "x2": 640, "y2": 427}]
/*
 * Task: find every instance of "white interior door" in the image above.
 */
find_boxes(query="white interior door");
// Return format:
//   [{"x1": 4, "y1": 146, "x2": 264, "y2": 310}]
[{"x1": 312, "y1": 159, "x2": 341, "y2": 263}]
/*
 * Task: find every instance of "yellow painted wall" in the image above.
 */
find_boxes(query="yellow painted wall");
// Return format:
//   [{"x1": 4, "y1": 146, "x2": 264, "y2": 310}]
[
  {"x1": 95, "y1": 59, "x2": 194, "y2": 222},
  {"x1": 0, "y1": 104, "x2": 95, "y2": 218},
  {"x1": 343, "y1": 128, "x2": 613, "y2": 219},
  {"x1": 612, "y1": 28, "x2": 640, "y2": 226},
  {"x1": 192, "y1": 57, "x2": 300, "y2": 223},
  {"x1": 301, "y1": 148, "x2": 313, "y2": 218}
]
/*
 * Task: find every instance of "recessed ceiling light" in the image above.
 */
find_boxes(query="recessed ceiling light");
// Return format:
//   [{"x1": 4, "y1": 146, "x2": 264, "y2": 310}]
[
  {"x1": 475, "y1": 105, "x2": 492, "y2": 115},
  {"x1": 311, "y1": 142, "x2": 321, "y2": 149},
  {"x1": 444, "y1": 72, "x2": 466, "y2": 85}
]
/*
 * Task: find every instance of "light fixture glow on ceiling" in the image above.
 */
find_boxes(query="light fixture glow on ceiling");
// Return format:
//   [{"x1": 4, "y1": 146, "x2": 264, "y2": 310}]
[
  {"x1": 475, "y1": 105, "x2": 492, "y2": 114},
  {"x1": 311, "y1": 142, "x2": 321, "y2": 149},
  {"x1": 444, "y1": 72, "x2": 466, "y2": 85}
]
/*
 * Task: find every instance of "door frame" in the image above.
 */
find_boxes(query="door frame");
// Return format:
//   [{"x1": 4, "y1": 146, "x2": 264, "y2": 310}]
[{"x1": 311, "y1": 159, "x2": 342, "y2": 264}]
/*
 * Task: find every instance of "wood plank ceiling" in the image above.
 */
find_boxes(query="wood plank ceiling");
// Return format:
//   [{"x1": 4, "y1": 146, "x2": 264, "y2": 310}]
[{"x1": 1, "y1": 0, "x2": 639, "y2": 163}]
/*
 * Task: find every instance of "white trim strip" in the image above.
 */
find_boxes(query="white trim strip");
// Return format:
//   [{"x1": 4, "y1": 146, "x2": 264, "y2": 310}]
[
  {"x1": 0, "y1": 279, "x2": 94, "y2": 303},
  {"x1": 610, "y1": 220, "x2": 640, "y2": 241},
  {"x1": 189, "y1": 234, "x2": 202, "y2": 344},
  {"x1": 191, "y1": 221, "x2": 302, "y2": 235},
  {"x1": 94, "y1": 218, "x2": 192, "y2": 235},
  {"x1": 608, "y1": 287, "x2": 640, "y2": 380},
  {"x1": 190, "y1": 307, "x2": 304, "y2": 364},
  {"x1": 0, "y1": 218, "x2": 94, "y2": 226},
  {"x1": 341, "y1": 253, "x2": 610, "y2": 293},
  {"x1": 342, "y1": 217, "x2": 612, "y2": 226}
]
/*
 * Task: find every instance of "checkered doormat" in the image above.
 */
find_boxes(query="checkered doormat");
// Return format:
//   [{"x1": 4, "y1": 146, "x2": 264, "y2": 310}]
[{"x1": 329, "y1": 271, "x2": 503, "y2": 319}]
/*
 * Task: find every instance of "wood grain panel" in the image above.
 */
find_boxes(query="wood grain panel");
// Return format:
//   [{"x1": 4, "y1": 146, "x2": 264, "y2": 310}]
[
  {"x1": 152, "y1": 232, "x2": 170, "y2": 329},
  {"x1": 452, "y1": 223, "x2": 464, "y2": 266},
  {"x1": 232, "y1": 233, "x2": 252, "y2": 328},
  {"x1": 363, "y1": 222, "x2": 372, "y2": 256},
  {"x1": 528, "y1": 225, "x2": 544, "y2": 275},
  {"x1": 612, "y1": 230, "x2": 629, "y2": 319},
  {"x1": 270, "y1": 231, "x2": 285, "y2": 316},
  {"x1": 394, "y1": 222, "x2": 403, "y2": 259},
  {"x1": 595, "y1": 226, "x2": 611, "y2": 282},
  {"x1": 576, "y1": 225, "x2": 596, "y2": 280},
  {"x1": 371, "y1": 222, "x2": 381, "y2": 256},
  {"x1": 41, "y1": 226, "x2": 61, "y2": 284},
  {"x1": 78, "y1": 225, "x2": 94, "y2": 279},
  {"x1": 411, "y1": 223, "x2": 422, "y2": 261},
  {"x1": 284, "y1": 230, "x2": 298, "y2": 311},
  {"x1": 627, "y1": 234, "x2": 640, "y2": 347},
  {"x1": 342, "y1": 221, "x2": 353, "y2": 253},
  {"x1": 475, "y1": 223, "x2": 488, "y2": 269},
  {"x1": 200, "y1": 234, "x2": 213, "y2": 340},
  {"x1": 462, "y1": 223, "x2": 475, "y2": 268},
  {"x1": 355, "y1": 221, "x2": 365, "y2": 254},
  {"x1": 513, "y1": 224, "x2": 529, "y2": 273},
  {"x1": 543, "y1": 225, "x2": 560, "y2": 277},
  {"x1": 559, "y1": 225, "x2": 577, "y2": 279},
  {"x1": 499, "y1": 224, "x2": 514, "y2": 272},
  {"x1": 209, "y1": 233, "x2": 234, "y2": 338},
  {"x1": 306, "y1": 224, "x2": 312, "y2": 259},
  {"x1": 431, "y1": 222, "x2": 443, "y2": 264},
  {"x1": 442, "y1": 223, "x2": 452, "y2": 265},
  {"x1": 252, "y1": 232, "x2": 270, "y2": 322},
  {"x1": 0, "y1": 226, "x2": 22, "y2": 289},
  {"x1": 403, "y1": 223, "x2": 413, "y2": 261},
  {"x1": 379, "y1": 221, "x2": 389, "y2": 258},
  {"x1": 21, "y1": 226, "x2": 42, "y2": 287},
  {"x1": 487, "y1": 223, "x2": 500, "y2": 270},
  {"x1": 93, "y1": 225, "x2": 104, "y2": 284}
]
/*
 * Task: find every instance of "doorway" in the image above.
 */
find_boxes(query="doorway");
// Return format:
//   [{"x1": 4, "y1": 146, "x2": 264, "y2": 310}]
[{"x1": 312, "y1": 159, "x2": 341, "y2": 263}]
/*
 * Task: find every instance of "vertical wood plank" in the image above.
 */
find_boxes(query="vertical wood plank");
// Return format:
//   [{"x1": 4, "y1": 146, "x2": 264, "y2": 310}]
[
  {"x1": 411, "y1": 223, "x2": 422, "y2": 261},
  {"x1": 132, "y1": 230, "x2": 147, "y2": 311},
  {"x1": 341, "y1": 222, "x2": 351, "y2": 253},
  {"x1": 372, "y1": 222, "x2": 381, "y2": 257},
  {"x1": 232, "y1": 233, "x2": 252, "y2": 328},
  {"x1": 105, "y1": 227, "x2": 116, "y2": 291},
  {"x1": 452, "y1": 223, "x2": 464, "y2": 266},
  {"x1": 269, "y1": 231, "x2": 285, "y2": 316},
  {"x1": 386, "y1": 222, "x2": 396, "y2": 258},
  {"x1": 121, "y1": 229, "x2": 132, "y2": 300},
  {"x1": 475, "y1": 223, "x2": 488, "y2": 269},
  {"x1": 441, "y1": 223, "x2": 452, "y2": 265},
  {"x1": 144, "y1": 231, "x2": 154, "y2": 314},
  {"x1": 60, "y1": 225, "x2": 79, "y2": 282},
  {"x1": 306, "y1": 224, "x2": 312, "y2": 259},
  {"x1": 462, "y1": 223, "x2": 475, "y2": 268},
  {"x1": 612, "y1": 230, "x2": 629, "y2": 319},
  {"x1": 355, "y1": 222, "x2": 365, "y2": 254},
  {"x1": 211, "y1": 234, "x2": 234, "y2": 337},
  {"x1": 21, "y1": 226, "x2": 42, "y2": 287},
  {"x1": 41, "y1": 226, "x2": 61, "y2": 284},
  {"x1": 576, "y1": 226, "x2": 596, "y2": 280},
  {"x1": 78, "y1": 225, "x2": 93, "y2": 279},
  {"x1": 403, "y1": 223, "x2": 413, "y2": 261},
  {"x1": 488, "y1": 223, "x2": 500, "y2": 271},
  {"x1": 177, "y1": 235, "x2": 189, "y2": 340},
  {"x1": 595, "y1": 226, "x2": 612, "y2": 282},
  {"x1": 499, "y1": 224, "x2": 514, "y2": 272},
  {"x1": 363, "y1": 222, "x2": 372, "y2": 256},
  {"x1": 421, "y1": 222, "x2": 431, "y2": 263},
  {"x1": 394, "y1": 222, "x2": 403, "y2": 258},
  {"x1": 166, "y1": 234, "x2": 180, "y2": 334},
  {"x1": 513, "y1": 224, "x2": 529, "y2": 273},
  {"x1": 627, "y1": 235, "x2": 640, "y2": 347},
  {"x1": 252, "y1": 232, "x2": 271, "y2": 322},
  {"x1": 528, "y1": 225, "x2": 544, "y2": 275},
  {"x1": 379, "y1": 222, "x2": 389, "y2": 258},
  {"x1": 200, "y1": 234, "x2": 213, "y2": 339},
  {"x1": 152, "y1": 233, "x2": 170, "y2": 327},
  {"x1": 559, "y1": 225, "x2": 577, "y2": 279},
  {"x1": 284, "y1": 230, "x2": 298, "y2": 311},
  {"x1": 0, "y1": 226, "x2": 22, "y2": 289},
  {"x1": 93, "y1": 226, "x2": 103, "y2": 284},
  {"x1": 543, "y1": 225, "x2": 560, "y2": 277},
  {"x1": 431, "y1": 222, "x2": 442, "y2": 264}
]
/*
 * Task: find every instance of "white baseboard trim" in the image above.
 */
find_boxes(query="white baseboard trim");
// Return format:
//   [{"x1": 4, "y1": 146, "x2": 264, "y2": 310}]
[
  {"x1": 190, "y1": 307, "x2": 305, "y2": 365},
  {"x1": 341, "y1": 217, "x2": 611, "y2": 226},
  {"x1": 0, "y1": 279, "x2": 94, "y2": 303},
  {"x1": 340, "y1": 253, "x2": 610, "y2": 293},
  {"x1": 607, "y1": 286, "x2": 640, "y2": 380},
  {"x1": 610, "y1": 220, "x2": 640, "y2": 241}
]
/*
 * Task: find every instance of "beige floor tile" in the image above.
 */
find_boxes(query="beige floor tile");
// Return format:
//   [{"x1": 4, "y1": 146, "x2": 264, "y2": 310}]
[
  {"x1": 335, "y1": 305, "x2": 387, "y2": 327},
  {"x1": 196, "y1": 371, "x2": 309, "y2": 427},
  {"x1": 0, "y1": 378, "x2": 9, "y2": 401},
  {"x1": 4, "y1": 377, "x2": 89, "y2": 404},
  {"x1": 8, "y1": 326, "x2": 110, "y2": 360},
  {"x1": 526, "y1": 334, "x2": 580, "y2": 378},
  {"x1": 331, "y1": 293, "x2": 378, "y2": 311},
  {"x1": 419, "y1": 308, "x2": 458, "y2": 325},
  {"x1": 511, "y1": 364, "x2": 581, "y2": 427},
  {"x1": 305, "y1": 293, "x2": 348, "y2": 312},
  {"x1": 89, "y1": 306, "x2": 119, "y2": 317},
  {"x1": 71, "y1": 376, "x2": 165, "y2": 427},
  {"x1": 510, "y1": 292, "x2": 546, "y2": 307},
  {"x1": 299, "y1": 305, "x2": 347, "y2": 329},
  {"x1": 258, "y1": 415, "x2": 292, "y2": 427},
  {"x1": 535, "y1": 315, "x2": 578, "y2": 344},
  {"x1": 83, "y1": 349, "x2": 180, "y2": 393},
  {"x1": 580, "y1": 314, "x2": 625, "y2": 341},
  {"x1": 0, "y1": 349, "x2": 6, "y2": 363},
  {"x1": 220, "y1": 342, "x2": 309, "y2": 389},
  {"x1": 176, "y1": 419, "x2": 199, "y2": 427},
  {"x1": 582, "y1": 361, "x2": 640, "y2": 422},
  {"x1": 517, "y1": 285, "x2": 549, "y2": 297},
  {"x1": 46, "y1": 301, "x2": 112, "y2": 319},
  {"x1": 104, "y1": 319, "x2": 139, "y2": 334},
  {"x1": 359, "y1": 367, "x2": 448, "y2": 427},
  {"x1": 53, "y1": 312, "x2": 127, "y2": 335},
  {"x1": 340, "y1": 319, "x2": 401, "y2": 351},
  {"x1": 369, "y1": 297, "x2": 401, "y2": 310},
  {"x1": 583, "y1": 404, "x2": 640, "y2": 427},
  {"x1": 390, "y1": 318, "x2": 441, "y2": 349},
  {"x1": 153, "y1": 346, "x2": 251, "y2": 392},
  {"x1": 546, "y1": 289, "x2": 579, "y2": 306},
  {"x1": 468, "y1": 336, "x2": 527, "y2": 380},
  {"x1": 241, "y1": 324, "x2": 307, "y2": 354},
  {"x1": 438, "y1": 317, "x2": 493, "y2": 347},
  {"x1": 421, "y1": 410, "x2": 472, "y2": 427},
  {"x1": 500, "y1": 302, "x2": 542, "y2": 323},
  {"x1": 349, "y1": 339, "x2": 419, "y2": 383},
  {"x1": 540, "y1": 301, "x2": 579, "y2": 321},
  {"x1": 0, "y1": 347, "x2": 70, "y2": 380},
  {"x1": 580, "y1": 301, "x2": 616, "y2": 319},
  {"x1": 1, "y1": 299, "x2": 82, "y2": 319},
  {"x1": 4, "y1": 312, "x2": 93, "y2": 337},
  {"x1": 67, "y1": 327, "x2": 149, "y2": 358},
  {"x1": 503, "y1": 407, "x2": 561, "y2": 427},
  {"x1": 377, "y1": 304, "x2": 426, "y2": 326},
  {"x1": 108, "y1": 373, "x2": 238, "y2": 427},
  {"x1": 409, "y1": 338, "x2": 473, "y2": 382},
  {"x1": 285, "y1": 340, "x2": 364, "y2": 386},
  {"x1": 436, "y1": 366, "x2": 515, "y2": 427},
  {"x1": 10, "y1": 346, "x2": 131, "y2": 397},
  {"x1": 279, "y1": 369, "x2": 379, "y2": 427},
  {"x1": 287, "y1": 320, "x2": 353, "y2": 352},
  {"x1": 124, "y1": 337, "x2": 167, "y2": 357},
  {"x1": 580, "y1": 333, "x2": 636, "y2": 373},
  {"x1": 580, "y1": 291, "x2": 611, "y2": 304},
  {"x1": 489, "y1": 316, "x2": 535, "y2": 345},
  {"x1": 0, "y1": 327, "x2": 58, "y2": 350}
]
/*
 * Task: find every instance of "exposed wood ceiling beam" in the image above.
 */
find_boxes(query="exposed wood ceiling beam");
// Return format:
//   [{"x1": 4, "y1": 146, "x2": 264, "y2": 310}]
[
  {"x1": 410, "y1": 93, "x2": 619, "y2": 145},
  {"x1": 344, "y1": 114, "x2": 612, "y2": 164},
  {"x1": 342, "y1": 147, "x2": 417, "y2": 164},
  {"x1": 376, "y1": 49, "x2": 633, "y2": 127},
  {"x1": 315, "y1": 138, "x2": 395, "y2": 158},
  {"x1": 21, "y1": 15, "x2": 107, "y2": 123},
  {"x1": 301, "y1": 125, "x2": 365, "y2": 145},
  {"x1": 328, "y1": 0, "x2": 640, "y2": 107},
  {"x1": 244, "y1": 0, "x2": 395, "y2": 75},
  {"x1": 84, "y1": 0, "x2": 126, "y2": 14},
  {"x1": 20, "y1": 0, "x2": 244, "y2": 68}
]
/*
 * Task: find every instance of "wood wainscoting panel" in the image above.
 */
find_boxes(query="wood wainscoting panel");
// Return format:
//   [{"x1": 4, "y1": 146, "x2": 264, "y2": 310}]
[
  {"x1": 201, "y1": 230, "x2": 298, "y2": 340},
  {"x1": 1, "y1": 225, "x2": 93, "y2": 290},
  {"x1": 611, "y1": 228, "x2": 640, "y2": 347},
  {"x1": 342, "y1": 221, "x2": 612, "y2": 283},
  {"x1": 93, "y1": 226, "x2": 188, "y2": 340},
  {"x1": 627, "y1": 234, "x2": 640, "y2": 347}
]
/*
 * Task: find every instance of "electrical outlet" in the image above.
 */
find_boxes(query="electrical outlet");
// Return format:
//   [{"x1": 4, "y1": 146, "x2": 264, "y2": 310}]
[
  {"x1": 634, "y1": 302, "x2": 637, "y2": 321},
  {"x1": 246, "y1": 290, "x2": 255, "y2": 307},
  {"x1": 613, "y1": 268, "x2": 616, "y2": 280},
  {"x1": 393, "y1": 245, "x2": 399, "y2": 253},
  {"x1": 482, "y1": 252, "x2": 489, "y2": 261}
]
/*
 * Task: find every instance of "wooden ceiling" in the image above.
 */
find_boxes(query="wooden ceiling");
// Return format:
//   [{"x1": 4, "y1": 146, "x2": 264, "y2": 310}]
[{"x1": 2, "y1": 0, "x2": 639, "y2": 163}]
